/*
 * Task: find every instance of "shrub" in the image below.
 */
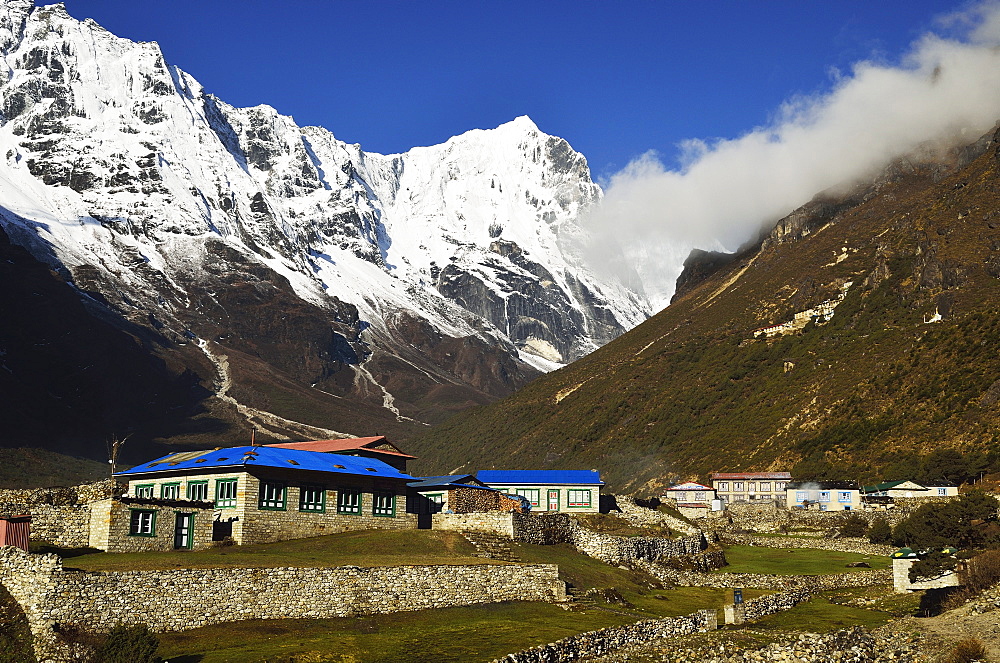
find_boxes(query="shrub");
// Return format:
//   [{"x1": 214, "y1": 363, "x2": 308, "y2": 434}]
[
  {"x1": 92, "y1": 624, "x2": 161, "y2": 663},
  {"x1": 963, "y1": 549, "x2": 1000, "y2": 593},
  {"x1": 839, "y1": 514, "x2": 869, "y2": 538},
  {"x1": 867, "y1": 517, "x2": 892, "y2": 544},
  {"x1": 944, "y1": 637, "x2": 987, "y2": 663}
]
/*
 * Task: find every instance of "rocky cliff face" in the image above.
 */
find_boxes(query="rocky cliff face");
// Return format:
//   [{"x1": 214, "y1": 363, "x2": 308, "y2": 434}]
[{"x1": 0, "y1": 1, "x2": 650, "y2": 460}]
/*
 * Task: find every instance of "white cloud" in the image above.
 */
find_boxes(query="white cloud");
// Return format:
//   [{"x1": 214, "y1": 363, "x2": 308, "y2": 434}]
[{"x1": 587, "y1": 2, "x2": 1000, "y2": 310}]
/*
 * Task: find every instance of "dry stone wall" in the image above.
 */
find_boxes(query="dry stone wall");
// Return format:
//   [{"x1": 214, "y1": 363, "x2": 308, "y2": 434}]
[
  {"x1": 639, "y1": 560, "x2": 891, "y2": 590},
  {"x1": 721, "y1": 533, "x2": 894, "y2": 556},
  {"x1": 615, "y1": 495, "x2": 700, "y2": 535},
  {"x1": 0, "y1": 546, "x2": 565, "y2": 663},
  {"x1": 489, "y1": 609, "x2": 717, "y2": 663},
  {"x1": 0, "y1": 480, "x2": 127, "y2": 548}
]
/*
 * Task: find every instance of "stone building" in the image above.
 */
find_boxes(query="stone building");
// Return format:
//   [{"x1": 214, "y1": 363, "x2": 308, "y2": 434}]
[
  {"x1": 863, "y1": 479, "x2": 959, "y2": 499},
  {"x1": 476, "y1": 470, "x2": 603, "y2": 513},
  {"x1": 406, "y1": 475, "x2": 523, "y2": 515},
  {"x1": 710, "y1": 472, "x2": 790, "y2": 504},
  {"x1": 891, "y1": 547, "x2": 962, "y2": 592},
  {"x1": 101, "y1": 445, "x2": 418, "y2": 551},
  {"x1": 785, "y1": 480, "x2": 861, "y2": 511}
]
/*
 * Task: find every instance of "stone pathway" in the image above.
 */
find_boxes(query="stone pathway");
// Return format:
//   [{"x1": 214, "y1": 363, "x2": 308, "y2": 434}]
[{"x1": 460, "y1": 530, "x2": 519, "y2": 562}]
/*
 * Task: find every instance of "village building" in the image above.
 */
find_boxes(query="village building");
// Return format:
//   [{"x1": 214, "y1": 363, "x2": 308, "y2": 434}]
[
  {"x1": 785, "y1": 480, "x2": 862, "y2": 511},
  {"x1": 710, "y1": 472, "x2": 790, "y2": 504},
  {"x1": 891, "y1": 547, "x2": 962, "y2": 593},
  {"x1": 662, "y1": 481, "x2": 717, "y2": 519},
  {"x1": 406, "y1": 475, "x2": 522, "y2": 515},
  {"x1": 97, "y1": 445, "x2": 418, "y2": 552},
  {"x1": 475, "y1": 470, "x2": 603, "y2": 513}
]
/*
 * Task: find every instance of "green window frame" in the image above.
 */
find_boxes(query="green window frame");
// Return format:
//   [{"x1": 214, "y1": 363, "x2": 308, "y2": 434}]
[
  {"x1": 513, "y1": 488, "x2": 540, "y2": 508},
  {"x1": 160, "y1": 482, "x2": 181, "y2": 500},
  {"x1": 567, "y1": 489, "x2": 592, "y2": 508},
  {"x1": 187, "y1": 480, "x2": 209, "y2": 501},
  {"x1": 337, "y1": 487, "x2": 362, "y2": 515},
  {"x1": 215, "y1": 479, "x2": 238, "y2": 508},
  {"x1": 372, "y1": 491, "x2": 395, "y2": 517},
  {"x1": 128, "y1": 509, "x2": 157, "y2": 537},
  {"x1": 258, "y1": 481, "x2": 286, "y2": 510},
  {"x1": 134, "y1": 483, "x2": 154, "y2": 499},
  {"x1": 299, "y1": 484, "x2": 326, "y2": 512}
]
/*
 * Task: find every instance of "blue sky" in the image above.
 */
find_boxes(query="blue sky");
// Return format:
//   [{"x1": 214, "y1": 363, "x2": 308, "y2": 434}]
[{"x1": 66, "y1": 1, "x2": 963, "y2": 181}]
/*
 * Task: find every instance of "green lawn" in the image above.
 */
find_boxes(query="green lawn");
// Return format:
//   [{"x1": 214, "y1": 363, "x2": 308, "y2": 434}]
[
  {"x1": 747, "y1": 587, "x2": 922, "y2": 633},
  {"x1": 716, "y1": 546, "x2": 890, "y2": 575},
  {"x1": 48, "y1": 530, "x2": 490, "y2": 572},
  {"x1": 156, "y1": 602, "x2": 636, "y2": 663}
]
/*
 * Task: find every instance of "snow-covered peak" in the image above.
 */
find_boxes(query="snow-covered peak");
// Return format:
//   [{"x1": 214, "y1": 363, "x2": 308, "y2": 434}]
[{"x1": 0, "y1": 0, "x2": 651, "y2": 376}]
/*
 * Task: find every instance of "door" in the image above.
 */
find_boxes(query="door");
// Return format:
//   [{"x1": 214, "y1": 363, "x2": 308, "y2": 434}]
[
  {"x1": 174, "y1": 512, "x2": 194, "y2": 549},
  {"x1": 547, "y1": 489, "x2": 559, "y2": 512}
]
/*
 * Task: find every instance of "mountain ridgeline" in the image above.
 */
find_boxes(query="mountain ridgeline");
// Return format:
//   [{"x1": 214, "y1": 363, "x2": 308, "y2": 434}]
[
  {"x1": 0, "y1": 1, "x2": 650, "y2": 470},
  {"x1": 413, "y1": 124, "x2": 1000, "y2": 491}
]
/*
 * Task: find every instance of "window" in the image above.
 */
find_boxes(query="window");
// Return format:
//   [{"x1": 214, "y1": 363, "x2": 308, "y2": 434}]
[
  {"x1": 258, "y1": 481, "x2": 286, "y2": 510},
  {"x1": 718, "y1": 482, "x2": 729, "y2": 491},
  {"x1": 299, "y1": 484, "x2": 326, "y2": 512},
  {"x1": 673, "y1": 491, "x2": 687, "y2": 502},
  {"x1": 129, "y1": 509, "x2": 156, "y2": 536},
  {"x1": 134, "y1": 484, "x2": 153, "y2": 498},
  {"x1": 819, "y1": 491, "x2": 830, "y2": 502},
  {"x1": 776, "y1": 482, "x2": 786, "y2": 491},
  {"x1": 216, "y1": 479, "x2": 237, "y2": 508},
  {"x1": 694, "y1": 491, "x2": 706, "y2": 501},
  {"x1": 372, "y1": 491, "x2": 395, "y2": 517},
  {"x1": 187, "y1": 481, "x2": 209, "y2": 501},
  {"x1": 337, "y1": 488, "x2": 362, "y2": 514},
  {"x1": 760, "y1": 482, "x2": 770, "y2": 492},
  {"x1": 838, "y1": 491, "x2": 853, "y2": 503},
  {"x1": 937, "y1": 488, "x2": 947, "y2": 496},
  {"x1": 796, "y1": 491, "x2": 808, "y2": 503},
  {"x1": 748, "y1": 482, "x2": 756, "y2": 492},
  {"x1": 567, "y1": 490, "x2": 591, "y2": 508},
  {"x1": 160, "y1": 483, "x2": 180, "y2": 500},
  {"x1": 734, "y1": 482, "x2": 744, "y2": 491},
  {"x1": 513, "y1": 488, "x2": 541, "y2": 508}
]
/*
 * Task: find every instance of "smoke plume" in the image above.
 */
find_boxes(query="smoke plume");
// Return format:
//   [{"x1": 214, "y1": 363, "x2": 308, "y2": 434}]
[{"x1": 587, "y1": 2, "x2": 1000, "y2": 310}]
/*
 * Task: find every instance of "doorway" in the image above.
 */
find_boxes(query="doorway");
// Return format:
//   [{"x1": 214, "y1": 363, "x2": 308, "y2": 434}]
[
  {"x1": 547, "y1": 489, "x2": 559, "y2": 512},
  {"x1": 174, "y1": 512, "x2": 194, "y2": 549}
]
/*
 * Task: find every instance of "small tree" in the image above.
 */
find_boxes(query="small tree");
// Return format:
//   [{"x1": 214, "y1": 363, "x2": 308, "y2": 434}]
[
  {"x1": 839, "y1": 514, "x2": 869, "y2": 538},
  {"x1": 867, "y1": 516, "x2": 892, "y2": 545},
  {"x1": 93, "y1": 624, "x2": 161, "y2": 663}
]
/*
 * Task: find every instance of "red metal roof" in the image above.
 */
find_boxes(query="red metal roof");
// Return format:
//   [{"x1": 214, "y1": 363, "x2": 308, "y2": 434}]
[
  {"x1": 710, "y1": 472, "x2": 791, "y2": 480},
  {"x1": 265, "y1": 437, "x2": 416, "y2": 459}
]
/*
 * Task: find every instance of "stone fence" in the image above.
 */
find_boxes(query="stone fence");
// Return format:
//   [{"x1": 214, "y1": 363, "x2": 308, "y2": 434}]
[
  {"x1": 0, "y1": 546, "x2": 565, "y2": 663},
  {"x1": 0, "y1": 480, "x2": 128, "y2": 549},
  {"x1": 489, "y1": 609, "x2": 717, "y2": 663},
  {"x1": 638, "y1": 560, "x2": 891, "y2": 591},
  {"x1": 721, "y1": 532, "x2": 894, "y2": 556},
  {"x1": 613, "y1": 495, "x2": 700, "y2": 535},
  {"x1": 492, "y1": 588, "x2": 814, "y2": 663},
  {"x1": 433, "y1": 512, "x2": 709, "y2": 566}
]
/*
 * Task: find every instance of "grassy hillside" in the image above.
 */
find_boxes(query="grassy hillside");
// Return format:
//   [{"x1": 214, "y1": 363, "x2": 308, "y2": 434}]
[{"x1": 409, "y1": 127, "x2": 1000, "y2": 491}]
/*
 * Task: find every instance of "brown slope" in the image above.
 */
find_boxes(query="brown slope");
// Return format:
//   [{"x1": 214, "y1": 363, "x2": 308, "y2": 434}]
[{"x1": 409, "y1": 126, "x2": 1000, "y2": 491}]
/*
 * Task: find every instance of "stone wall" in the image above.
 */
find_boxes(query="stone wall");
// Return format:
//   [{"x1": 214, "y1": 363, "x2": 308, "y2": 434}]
[
  {"x1": 488, "y1": 609, "x2": 717, "y2": 663},
  {"x1": 0, "y1": 546, "x2": 565, "y2": 663},
  {"x1": 639, "y1": 560, "x2": 891, "y2": 590},
  {"x1": 434, "y1": 511, "x2": 709, "y2": 566},
  {"x1": 0, "y1": 479, "x2": 127, "y2": 548},
  {"x1": 721, "y1": 533, "x2": 894, "y2": 556},
  {"x1": 614, "y1": 495, "x2": 700, "y2": 535}
]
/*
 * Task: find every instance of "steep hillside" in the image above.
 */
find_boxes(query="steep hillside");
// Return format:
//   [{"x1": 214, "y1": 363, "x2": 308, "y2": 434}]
[{"x1": 412, "y1": 126, "x2": 1000, "y2": 490}]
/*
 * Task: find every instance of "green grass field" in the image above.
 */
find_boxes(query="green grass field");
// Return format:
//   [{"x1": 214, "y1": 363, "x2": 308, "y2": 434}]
[
  {"x1": 47, "y1": 530, "x2": 490, "y2": 572},
  {"x1": 748, "y1": 587, "x2": 922, "y2": 633},
  {"x1": 716, "y1": 546, "x2": 890, "y2": 575}
]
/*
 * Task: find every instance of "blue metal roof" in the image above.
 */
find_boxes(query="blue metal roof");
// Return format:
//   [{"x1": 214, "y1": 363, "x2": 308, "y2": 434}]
[
  {"x1": 115, "y1": 446, "x2": 414, "y2": 481},
  {"x1": 476, "y1": 470, "x2": 603, "y2": 486},
  {"x1": 407, "y1": 475, "x2": 497, "y2": 491}
]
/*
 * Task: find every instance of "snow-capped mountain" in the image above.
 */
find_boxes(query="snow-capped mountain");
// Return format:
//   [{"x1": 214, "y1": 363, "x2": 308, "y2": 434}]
[{"x1": 0, "y1": 1, "x2": 650, "y2": 450}]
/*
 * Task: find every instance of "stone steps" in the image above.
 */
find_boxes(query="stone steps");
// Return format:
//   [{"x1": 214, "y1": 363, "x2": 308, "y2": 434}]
[{"x1": 461, "y1": 531, "x2": 520, "y2": 562}]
